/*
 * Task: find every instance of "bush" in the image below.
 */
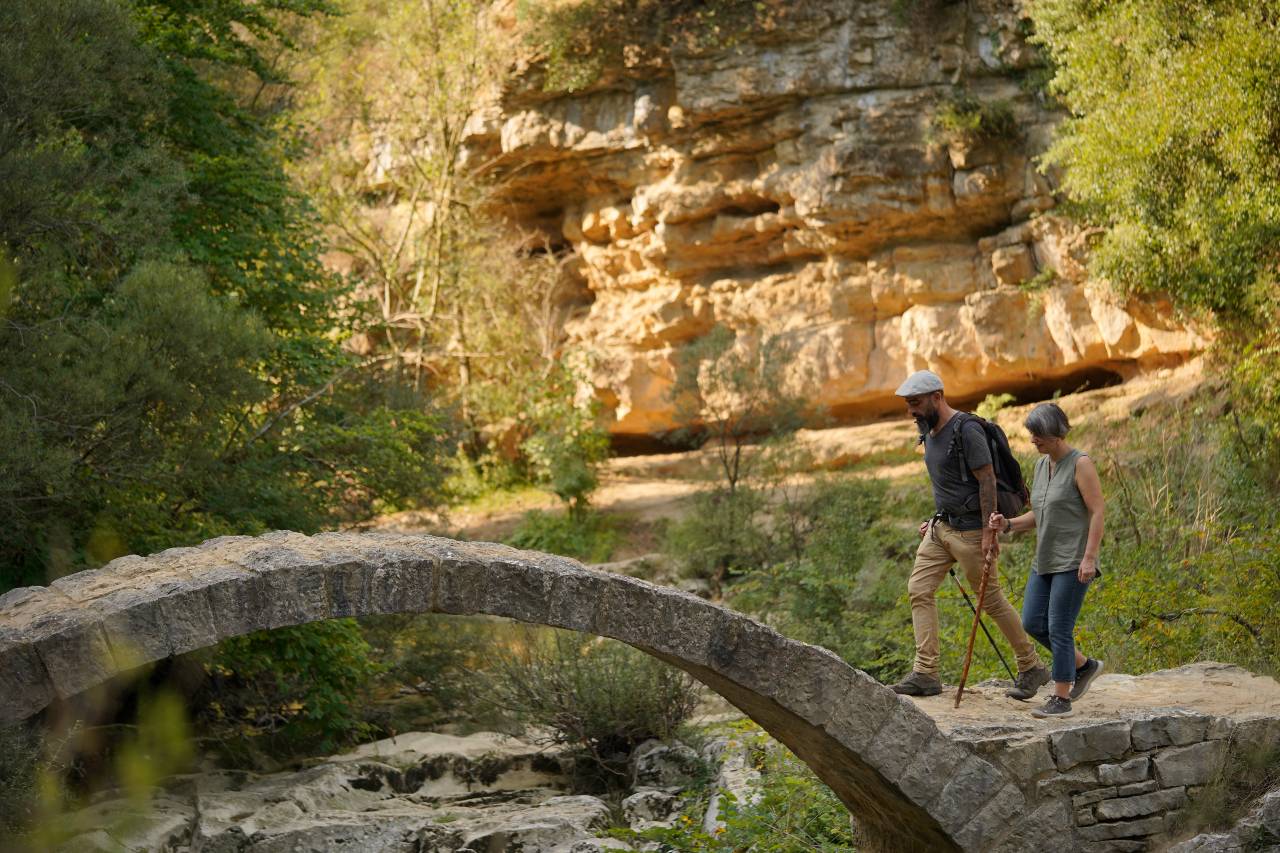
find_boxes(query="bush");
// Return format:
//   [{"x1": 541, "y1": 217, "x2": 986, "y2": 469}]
[
  {"x1": 932, "y1": 92, "x2": 1018, "y2": 146},
  {"x1": 360, "y1": 614, "x2": 508, "y2": 735},
  {"x1": 480, "y1": 629, "x2": 700, "y2": 790},
  {"x1": 665, "y1": 486, "x2": 775, "y2": 593},
  {"x1": 729, "y1": 477, "x2": 922, "y2": 681},
  {"x1": 507, "y1": 508, "x2": 621, "y2": 563},
  {"x1": 190, "y1": 620, "x2": 383, "y2": 762}
]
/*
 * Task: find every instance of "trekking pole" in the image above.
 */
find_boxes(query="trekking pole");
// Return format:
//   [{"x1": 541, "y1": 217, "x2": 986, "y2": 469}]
[
  {"x1": 955, "y1": 546, "x2": 996, "y2": 708},
  {"x1": 949, "y1": 569, "x2": 1015, "y2": 680}
]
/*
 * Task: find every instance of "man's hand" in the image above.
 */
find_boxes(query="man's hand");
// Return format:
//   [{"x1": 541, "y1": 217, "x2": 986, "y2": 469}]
[
  {"x1": 919, "y1": 520, "x2": 930, "y2": 538},
  {"x1": 1078, "y1": 555, "x2": 1098, "y2": 583}
]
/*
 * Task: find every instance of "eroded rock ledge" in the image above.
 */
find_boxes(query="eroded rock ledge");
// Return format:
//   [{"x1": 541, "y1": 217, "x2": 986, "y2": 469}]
[{"x1": 466, "y1": 0, "x2": 1203, "y2": 436}]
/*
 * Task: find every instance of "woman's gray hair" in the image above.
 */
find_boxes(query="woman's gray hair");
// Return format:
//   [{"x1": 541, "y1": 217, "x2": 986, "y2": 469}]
[{"x1": 1024, "y1": 402, "x2": 1071, "y2": 438}]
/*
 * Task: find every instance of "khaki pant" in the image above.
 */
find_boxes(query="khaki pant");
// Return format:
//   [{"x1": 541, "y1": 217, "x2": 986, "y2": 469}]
[{"x1": 908, "y1": 521, "x2": 1041, "y2": 677}]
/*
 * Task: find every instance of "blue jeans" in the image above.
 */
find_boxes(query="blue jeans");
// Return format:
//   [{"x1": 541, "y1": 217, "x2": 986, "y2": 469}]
[{"x1": 1021, "y1": 570, "x2": 1091, "y2": 684}]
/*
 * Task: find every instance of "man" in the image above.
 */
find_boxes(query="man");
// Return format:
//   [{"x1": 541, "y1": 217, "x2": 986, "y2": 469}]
[{"x1": 889, "y1": 370, "x2": 1049, "y2": 699}]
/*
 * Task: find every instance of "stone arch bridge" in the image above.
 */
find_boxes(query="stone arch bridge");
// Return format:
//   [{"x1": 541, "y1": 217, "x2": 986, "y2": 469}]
[{"x1": 0, "y1": 531, "x2": 1060, "y2": 852}]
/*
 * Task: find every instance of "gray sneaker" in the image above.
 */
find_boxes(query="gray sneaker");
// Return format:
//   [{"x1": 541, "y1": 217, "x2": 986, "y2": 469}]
[
  {"x1": 1070, "y1": 658, "x2": 1104, "y2": 700},
  {"x1": 1005, "y1": 665, "x2": 1051, "y2": 701},
  {"x1": 1031, "y1": 695, "x2": 1075, "y2": 718},
  {"x1": 890, "y1": 671, "x2": 942, "y2": 697}
]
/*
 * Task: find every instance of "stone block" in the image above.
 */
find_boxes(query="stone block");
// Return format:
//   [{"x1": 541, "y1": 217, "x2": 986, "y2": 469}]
[
  {"x1": 860, "y1": 703, "x2": 941, "y2": 786},
  {"x1": 952, "y1": 783, "x2": 1025, "y2": 851},
  {"x1": 971, "y1": 734, "x2": 1055, "y2": 784},
  {"x1": 991, "y1": 798, "x2": 1071, "y2": 853},
  {"x1": 1077, "y1": 807, "x2": 1097, "y2": 826},
  {"x1": 368, "y1": 548, "x2": 434, "y2": 615},
  {"x1": 647, "y1": 587, "x2": 717, "y2": 665},
  {"x1": 932, "y1": 755, "x2": 1007, "y2": 835},
  {"x1": 483, "y1": 558, "x2": 554, "y2": 625},
  {"x1": 1050, "y1": 721, "x2": 1132, "y2": 770},
  {"x1": 545, "y1": 569, "x2": 609, "y2": 635},
  {"x1": 1078, "y1": 815, "x2": 1165, "y2": 841},
  {"x1": 896, "y1": 733, "x2": 970, "y2": 808},
  {"x1": 0, "y1": 639, "x2": 55, "y2": 721},
  {"x1": 820, "y1": 674, "x2": 900, "y2": 754},
  {"x1": 435, "y1": 553, "x2": 490, "y2": 615},
  {"x1": 1117, "y1": 780, "x2": 1159, "y2": 797},
  {"x1": 29, "y1": 612, "x2": 120, "y2": 698},
  {"x1": 1074, "y1": 787, "x2": 1117, "y2": 808},
  {"x1": 1094, "y1": 787, "x2": 1187, "y2": 821},
  {"x1": 1131, "y1": 711, "x2": 1212, "y2": 750},
  {"x1": 1154, "y1": 741, "x2": 1228, "y2": 788},
  {"x1": 1037, "y1": 766, "x2": 1099, "y2": 798},
  {"x1": 1098, "y1": 757, "x2": 1151, "y2": 786},
  {"x1": 235, "y1": 542, "x2": 330, "y2": 629},
  {"x1": 1081, "y1": 842, "x2": 1146, "y2": 853}
]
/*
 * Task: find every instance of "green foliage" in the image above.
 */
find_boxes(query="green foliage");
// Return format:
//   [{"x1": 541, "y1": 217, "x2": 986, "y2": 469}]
[
  {"x1": 1020, "y1": 266, "x2": 1057, "y2": 291},
  {"x1": 665, "y1": 486, "x2": 773, "y2": 592},
  {"x1": 193, "y1": 620, "x2": 384, "y2": 758},
  {"x1": 976, "y1": 392, "x2": 1017, "y2": 421},
  {"x1": 931, "y1": 91, "x2": 1018, "y2": 147},
  {"x1": 507, "y1": 508, "x2": 621, "y2": 563},
  {"x1": 520, "y1": 363, "x2": 612, "y2": 514},
  {"x1": 481, "y1": 629, "x2": 700, "y2": 789},
  {"x1": 619, "y1": 725, "x2": 855, "y2": 852},
  {"x1": 360, "y1": 614, "x2": 502, "y2": 734},
  {"x1": 516, "y1": 0, "x2": 791, "y2": 93},
  {"x1": 730, "y1": 477, "x2": 924, "y2": 680},
  {"x1": 1028, "y1": 0, "x2": 1280, "y2": 321}
]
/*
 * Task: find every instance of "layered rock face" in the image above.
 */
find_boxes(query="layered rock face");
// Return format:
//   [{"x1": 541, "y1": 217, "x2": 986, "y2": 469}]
[{"x1": 466, "y1": 0, "x2": 1202, "y2": 438}]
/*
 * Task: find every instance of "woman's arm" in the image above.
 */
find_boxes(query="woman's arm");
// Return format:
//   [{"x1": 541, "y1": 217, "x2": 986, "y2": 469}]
[
  {"x1": 1075, "y1": 455, "x2": 1105, "y2": 582},
  {"x1": 988, "y1": 510, "x2": 1037, "y2": 534}
]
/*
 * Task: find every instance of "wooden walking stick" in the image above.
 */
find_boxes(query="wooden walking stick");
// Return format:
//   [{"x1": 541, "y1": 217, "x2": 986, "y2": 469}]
[{"x1": 955, "y1": 543, "x2": 997, "y2": 707}]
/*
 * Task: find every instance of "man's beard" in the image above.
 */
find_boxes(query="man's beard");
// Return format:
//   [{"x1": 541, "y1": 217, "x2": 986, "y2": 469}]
[{"x1": 914, "y1": 411, "x2": 940, "y2": 434}]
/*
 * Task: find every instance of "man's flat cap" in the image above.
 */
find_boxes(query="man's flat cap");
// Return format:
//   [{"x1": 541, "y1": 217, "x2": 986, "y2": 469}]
[{"x1": 895, "y1": 370, "x2": 944, "y2": 397}]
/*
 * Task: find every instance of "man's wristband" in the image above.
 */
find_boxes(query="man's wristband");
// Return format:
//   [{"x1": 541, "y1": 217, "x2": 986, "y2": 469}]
[{"x1": 1004, "y1": 519, "x2": 1013, "y2": 534}]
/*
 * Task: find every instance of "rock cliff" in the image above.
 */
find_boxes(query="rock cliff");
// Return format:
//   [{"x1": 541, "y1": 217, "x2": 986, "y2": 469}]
[{"x1": 465, "y1": 0, "x2": 1203, "y2": 438}]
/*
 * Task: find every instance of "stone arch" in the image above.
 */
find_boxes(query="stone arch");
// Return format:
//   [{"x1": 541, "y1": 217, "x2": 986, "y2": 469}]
[{"x1": 0, "y1": 530, "x2": 1037, "y2": 851}]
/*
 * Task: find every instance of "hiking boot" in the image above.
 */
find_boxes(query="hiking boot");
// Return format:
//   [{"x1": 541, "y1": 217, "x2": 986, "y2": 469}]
[
  {"x1": 1070, "y1": 658, "x2": 1104, "y2": 701},
  {"x1": 890, "y1": 672, "x2": 942, "y2": 697},
  {"x1": 1005, "y1": 665, "x2": 1051, "y2": 701},
  {"x1": 1031, "y1": 695, "x2": 1075, "y2": 718}
]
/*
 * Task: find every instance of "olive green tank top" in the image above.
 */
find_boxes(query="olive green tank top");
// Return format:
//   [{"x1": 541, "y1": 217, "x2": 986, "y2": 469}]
[{"x1": 1030, "y1": 449, "x2": 1095, "y2": 576}]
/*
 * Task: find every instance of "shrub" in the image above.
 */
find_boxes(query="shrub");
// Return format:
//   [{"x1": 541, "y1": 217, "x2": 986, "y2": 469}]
[
  {"x1": 729, "y1": 477, "x2": 921, "y2": 681},
  {"x1": 932, "y1": 92, "x2": 1018, "y2": 147},
  {"x1": 506, "y1": 507, "x2": 621, "y2": 563},
  {"x1": 480, "y1": 629, "x2": 700, "y2": 790},
  {"x1": 360, "y1": 614, "x2": 507, "y2": 734},
  {"x1": 664, "y1": 486, "x2": 775, "y2": 594},
  {"x1": 191, "y1": 620, "x2": 383, "y2": 762},
  {"x1": 976, "y1": 392, "x2": 1017, "y2": 421}
]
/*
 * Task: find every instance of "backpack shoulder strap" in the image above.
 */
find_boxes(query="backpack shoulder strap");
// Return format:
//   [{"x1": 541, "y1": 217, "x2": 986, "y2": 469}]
[{"x1": 949, "y1": 413, "x2": 983, "y2": 480}]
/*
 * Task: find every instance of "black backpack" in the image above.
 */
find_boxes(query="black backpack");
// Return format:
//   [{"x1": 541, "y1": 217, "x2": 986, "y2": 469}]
[{"x1": 948, "y1": 413, "x2": 1029, "y2": 519}]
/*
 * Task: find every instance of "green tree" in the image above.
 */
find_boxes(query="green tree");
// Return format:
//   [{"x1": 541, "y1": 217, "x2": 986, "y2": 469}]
[{"x1": 1029, "y1": 0, "x2": 1280, "y2": 321}]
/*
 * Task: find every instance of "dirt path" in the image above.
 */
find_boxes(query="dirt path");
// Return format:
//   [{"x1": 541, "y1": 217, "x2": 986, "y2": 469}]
[{"x1": 918, "y1": 661, "x2": 1280, "y2": 733}]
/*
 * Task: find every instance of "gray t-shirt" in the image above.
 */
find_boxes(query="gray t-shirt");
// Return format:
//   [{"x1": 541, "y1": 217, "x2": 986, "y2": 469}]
[{"x1": 924, "y1": 413, "x2": 992, "y2": 529}]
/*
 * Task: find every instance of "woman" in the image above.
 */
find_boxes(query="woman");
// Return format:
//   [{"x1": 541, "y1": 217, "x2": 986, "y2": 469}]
[{"x1": 989, "y1": 402, "x2": 1105, "y2": 718}]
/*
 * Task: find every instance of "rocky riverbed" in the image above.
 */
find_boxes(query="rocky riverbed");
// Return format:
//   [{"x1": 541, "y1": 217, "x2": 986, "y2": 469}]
[{"x1": 55, "y1": 727, "x2": 760, "y2": 852}]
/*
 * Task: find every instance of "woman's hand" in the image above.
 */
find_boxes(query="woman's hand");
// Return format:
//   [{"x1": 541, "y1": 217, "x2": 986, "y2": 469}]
[
  {"x1": 988, "y1": 512, "x2": 1007, "y2": 533},
  {"x1": 1078, "y1": 555, "x2": 1098, "y2": 583}
]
